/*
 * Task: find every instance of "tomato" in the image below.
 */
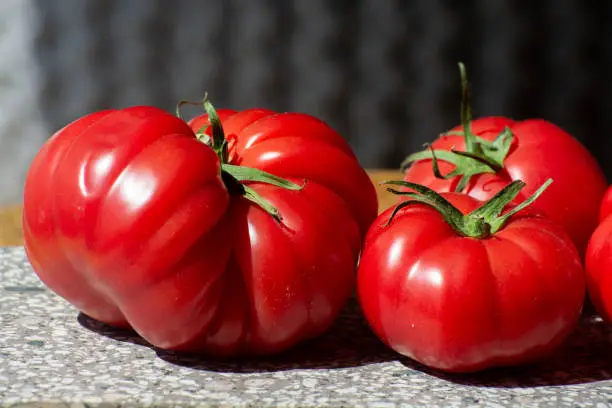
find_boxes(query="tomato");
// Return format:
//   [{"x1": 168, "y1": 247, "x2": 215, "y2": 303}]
[
  {"x1": 357, "y1": 180, "x2": 585, "y2": 373},
  {"x1": 577, "y1": 185, "x2": 612, "y2": 317},
  {"x1": 598, "y1": 185, "x2": 612, "y2": 223},
  {"x1": 402, "y1": 64, "x2": 607, "y2": 256},
  {"x1": 585, "y1": 203, "x2": 612, "y2": 322},
  {"x1": 23, "y1": 102, "x2": 377, "y2": 356}
]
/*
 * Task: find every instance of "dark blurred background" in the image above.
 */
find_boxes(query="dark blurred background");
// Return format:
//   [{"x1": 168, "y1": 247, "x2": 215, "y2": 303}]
[{"x1": 2, "y1": 0, "x2": 611, "y2": 204}]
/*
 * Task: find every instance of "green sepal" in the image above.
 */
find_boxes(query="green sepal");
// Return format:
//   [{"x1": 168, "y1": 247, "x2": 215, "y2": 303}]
[
  {"x1": 384, "y1": 180, "x2": 469, "y2": 234},
  {"x1": 175, "y1": 96, "x2": 208, "y2": 120},
  {"x1": 381, "y1": 178, "x2": 552, "y2": 238},
  {"x1": 222, "y1": 164, "x2": 305, "y2": 223},
  {"x1": 178, "y1": 95, "x2": 307, "y2": 224},
  {"x1": 222, "y1": 164, "x2": 305, "y2": 191},
  {"x1": 469, "y1": 179, "x2": 552, "y2": 234},
  {"x1": 195, "y1": 124, "x2": 211, "y2": 145},
  {"x1": 400, "y1": 62, "x2": 515, "y2": 193},
  {"x1": 242, "y1": 185, "x2": 283, "y2": 222},
  {"x1": 401, "y1": 148, "x2": 498, "y2": 193},
  {"x1": 203, "y1": 100, "x2": 226, "y2": 161}
]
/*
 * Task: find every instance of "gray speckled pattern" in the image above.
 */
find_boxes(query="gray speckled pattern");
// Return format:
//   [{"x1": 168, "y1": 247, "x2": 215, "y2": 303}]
[{"x1": 2, "y1": 247, "x2": 612, "y2": 407}]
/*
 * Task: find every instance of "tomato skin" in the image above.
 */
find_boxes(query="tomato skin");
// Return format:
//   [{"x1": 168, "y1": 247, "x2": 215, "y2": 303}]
[
  {"x1": 404, "y1": 117, "x2": 607, "y2": 256},
  {"x1": 598, "y1": 186, "x2": 612, "y2": 223},
  {"x1": 357, "y1": 193, "x2": 585, "y2": 373},
  {"x1": 189, "y1": 109, "x2": 377, "y2": 236},
  {"x1": 23, "y1": 106, "x2": 376, "y2": 356},
  {"x1": 585, "y1": 213, "x2": 612, "y2": 322}
]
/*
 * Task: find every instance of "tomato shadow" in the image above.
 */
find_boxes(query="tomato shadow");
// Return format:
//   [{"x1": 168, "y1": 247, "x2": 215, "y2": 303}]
[
  {"x1": 77, "y1": 298, "x2": 397, "y2": 373},
  {"x1": 397, "y1": 314, "x2": 612, "y2": 387}
]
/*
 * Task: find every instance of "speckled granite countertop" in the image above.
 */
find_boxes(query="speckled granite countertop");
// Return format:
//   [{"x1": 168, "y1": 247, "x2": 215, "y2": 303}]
[{"x1": 2, "y1": 247, "x2": 612, "y2": 407}]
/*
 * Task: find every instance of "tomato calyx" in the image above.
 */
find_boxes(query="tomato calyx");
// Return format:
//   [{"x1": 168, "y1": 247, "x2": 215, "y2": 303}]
[
  {"x1": 400, "y1": 62, "x2": 515, "y2": 192},
  {"x1": 178, "y1": 97, "x2": 304, "y2": 223},
  {"x1": 383, "y1": 178, "x2": 552, "y2": 238}
]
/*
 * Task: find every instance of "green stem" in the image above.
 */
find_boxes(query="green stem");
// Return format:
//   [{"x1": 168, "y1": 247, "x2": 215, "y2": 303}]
[
  {"x1": 401, "y1": 62, "x2": 516, "y2": 194},
  {"x1": 203, "y1": 100, "x2": 227, "y2": 162},
  {"x1": 458, "y1": 62, "x2": 475, "y2": 153},
  {"x1": 175, "y1": 95, "x2": 208, "y2": 120},
  {"x1": 182, "y1": 97, "x2": 307, "y2": 224},
  {"x1": 176, "y1": 97, "x2": 212, "y2": 144}
]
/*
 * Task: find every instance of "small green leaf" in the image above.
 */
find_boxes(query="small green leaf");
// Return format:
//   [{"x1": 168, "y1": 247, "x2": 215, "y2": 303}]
[
  {"x1": 489, "y1": 179, "x2": 553, "y2": 233},
  {"x1": 450, "y1": 148, "x2": 502, "y2": 171},
  {"x1": 455, "y1": 174, "x2": 471, "y2": 192},
  {"x1": 383, "y1": 199, "x2": 421, "y2": 227},
  {"x1": 242, "y1": 185, "x2": 283, "y2": 223},
  {"x1": 221, "y1": 164, "x2": 305, "y2": 225},
  {"x1": 401, "y1": 149, "x2": 462, "y2": 171},
  {"x1": 430, "y1": 148, "x2": 447, "y2": 179},
  {"x1": 382, "y1": 180, "x2": 466, "y2": 233},
  {"x1": 195, "y1": 124, "x2": 211, "y2": 145},
  {"x1": 468, "y1": 180, "x2": 525, "y2": 220},
  {"x1": 479, "y1": 127, "x2": 514, "y2": 168},
  {"x1": 203, "y1": 100, "x2": 226, "y2": 159},
  {"x1": 223, "y1": 164, "x2": 304, "y2": 190}
]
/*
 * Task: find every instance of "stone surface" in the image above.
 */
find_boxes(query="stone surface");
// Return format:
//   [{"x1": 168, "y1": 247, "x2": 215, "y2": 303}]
[{"x1": 2, "y1": 246, "x2": 612, "y2": 407}]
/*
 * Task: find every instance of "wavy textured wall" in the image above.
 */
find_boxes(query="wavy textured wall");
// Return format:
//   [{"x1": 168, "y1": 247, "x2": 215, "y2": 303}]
[{"x1": 2, "y1": 1, "x2": 610, "y2": 203}]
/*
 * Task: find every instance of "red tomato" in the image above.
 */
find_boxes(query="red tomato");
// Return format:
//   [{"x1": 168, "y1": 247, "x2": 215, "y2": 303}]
[
  {"x1": 598, "y1": 185, "x2": 612, "y2": 223},
  {"x1": 585, "y1": 213, "x2": 612, "y2": 322},
  {"x1": 578, "y1": 186, "x2": 612, "y2": 317},
  {"x1": 357, "y1": 180, "x2": 584, "y2": 373},
  {"x1": 403, "y1": 66, "x2": 607, "y2": 256},
  {"x1": 23, "y1": 103, "x2": 377, "y2": 356}
]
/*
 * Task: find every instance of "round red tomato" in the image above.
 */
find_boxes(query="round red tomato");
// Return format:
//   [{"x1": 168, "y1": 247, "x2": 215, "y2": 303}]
[
  {"x1": 402, "y1": 66, "x2": 607, "y2": 256},
  {"x1": 585, "y1": 211, "x2": 612, "y2": 322},
  {"x1": 357, "y1": 180, "x2": 584, "y2": 373},
  {"x1": 598, "y1": 185, "x2": 612, "y2": 223},
  {"x1": 23, "y1": 103, "x2": 377, "y2": 356}
]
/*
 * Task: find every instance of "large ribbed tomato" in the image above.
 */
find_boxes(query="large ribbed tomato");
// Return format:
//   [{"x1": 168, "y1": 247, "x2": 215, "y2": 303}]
[{"x1": 23, "y1": 101, "x2": 377, "y2": 356}]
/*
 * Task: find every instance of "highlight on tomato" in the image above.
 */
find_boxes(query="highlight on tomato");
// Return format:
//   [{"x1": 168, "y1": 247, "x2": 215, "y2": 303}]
[
  {"x1": 23, "y1": 98, "x2": 378, "y2": 356},
  {"x1": 401, "y1": 63, "x2": 607, "y2": 257},
  {"x1": 357, "y1": 178, "x2": 585, "y2": 373}
]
